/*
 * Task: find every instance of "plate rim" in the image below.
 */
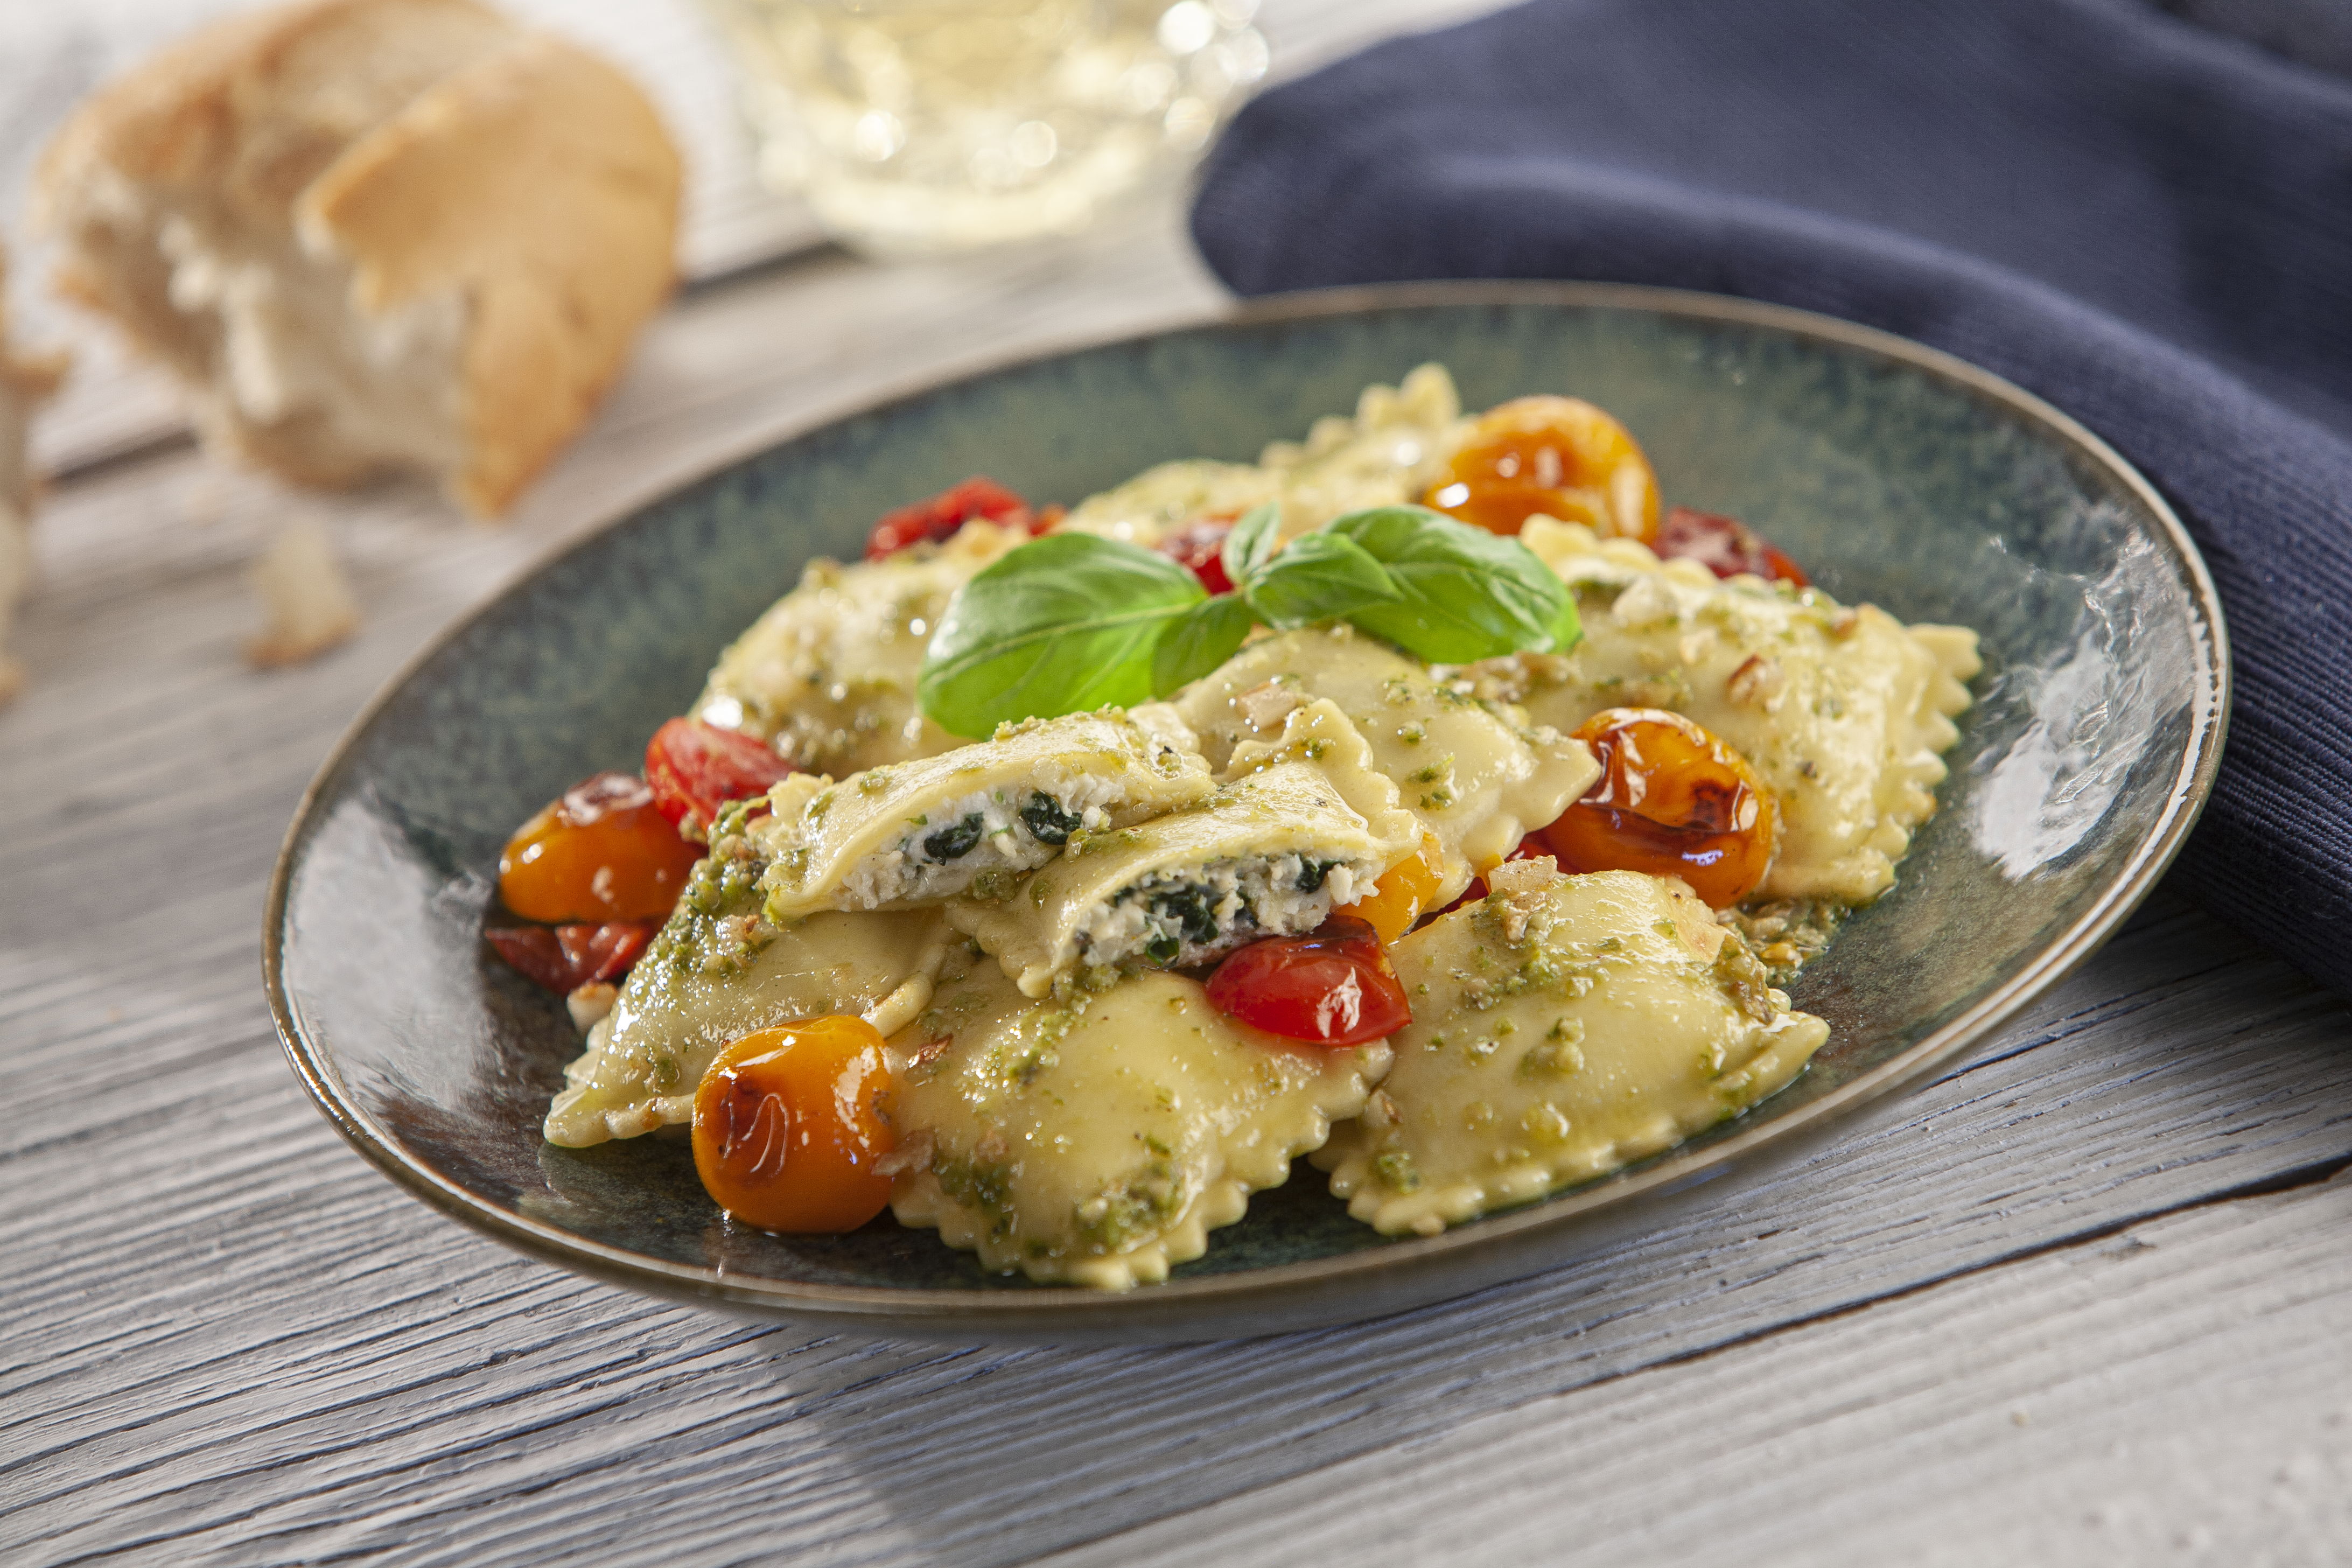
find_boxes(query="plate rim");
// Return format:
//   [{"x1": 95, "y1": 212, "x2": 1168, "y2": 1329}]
[{"x1": 262, "y1": 279, "x2": 2232, "y2": 1331}]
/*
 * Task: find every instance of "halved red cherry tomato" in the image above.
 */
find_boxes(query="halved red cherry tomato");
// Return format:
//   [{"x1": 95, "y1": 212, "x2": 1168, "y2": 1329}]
[
  {"x1": 485, "y1": 921, "x2": 655, "y2": 993},
  {"x1": 864, "y1": 475, "x2": 1054, "y2": 559},
  {"x1": 645, "y1": 717, "x2": 795, "y2": 836},
  {"x1": 1205, "y1": 915, "x2": 1411, "y2": 1046},
  {"x1": 1157, "y1": 516, "x2": 1237, "y2": 594},
  {"x1": 1424, "y1": 396, "x2": 1660, "y2": 542},
  {"x1": 1654, "y1": 506, "x2": 1810, "y2": 587},
  {"x1": 1535, "y1": 709, "x2": 1777, "y2": 908},
  {"x1": 498, "y1": 772, "x2": 703, "y2": 923},
  {"x1": 692, "y1": 1017, "x2": 898, "y2": 1233}
]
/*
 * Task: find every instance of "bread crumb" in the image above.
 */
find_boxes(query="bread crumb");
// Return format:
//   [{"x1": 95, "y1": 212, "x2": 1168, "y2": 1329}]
[
  {"x1": 246, "y1": 519, "x2": 360, "y2": 668},
  {"x1": 1487, "y1": 855, "x2": 1562, "y2": 899},
  {"x1": 1488, "y1": 854, "x2": 1562, "y2": 942}
]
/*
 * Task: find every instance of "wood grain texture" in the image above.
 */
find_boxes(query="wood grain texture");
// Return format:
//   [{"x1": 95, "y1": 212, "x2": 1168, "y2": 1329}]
[
  {"x1": 6, "y1": 4, "x2": 2351, "y2": 1562},
  {"x1": 1041, "y1": 1168, "x2": 2352, "y2": 1568}
]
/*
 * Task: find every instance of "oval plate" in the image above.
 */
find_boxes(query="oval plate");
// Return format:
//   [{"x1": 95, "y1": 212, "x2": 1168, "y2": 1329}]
[{"x1": 267, "y1": 284, "x2": 2227, "y2": 1343}]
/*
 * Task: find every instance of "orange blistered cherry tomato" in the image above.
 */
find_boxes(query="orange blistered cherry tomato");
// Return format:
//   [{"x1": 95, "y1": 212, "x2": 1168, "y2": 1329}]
[
  {"x1": 691, "y1": 1017, "x2": 898, "y2": 1233},
  {"x1": 1424, "y1": 396, "x2": 1661, "y2": 542},
  {"x1": 498, "y1": 772, "x2": 704, "y2": 923},
  {"x1": 1535, "y1": 709, "x2": 1777, "y2": 908},
  {"x1": 1350, "y1": 834, "x2": 1447, "y2": 945}
]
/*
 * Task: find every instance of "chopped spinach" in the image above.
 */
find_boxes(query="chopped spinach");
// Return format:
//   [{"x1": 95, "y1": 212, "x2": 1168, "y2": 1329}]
[
  {"x1": 1020, "y1": 792, "x2": 1082, "y2": 844},
  {"x1": 923, "y1": 813, "x2": 985, "y2": 860}
]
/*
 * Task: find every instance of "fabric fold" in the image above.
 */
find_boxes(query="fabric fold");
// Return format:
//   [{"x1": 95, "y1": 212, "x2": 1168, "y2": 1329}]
[{"x1": 1191, "y1": 0, "x2": 2352, "y2": 998}]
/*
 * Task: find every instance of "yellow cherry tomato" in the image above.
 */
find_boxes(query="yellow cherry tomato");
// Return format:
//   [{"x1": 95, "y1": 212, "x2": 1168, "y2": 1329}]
[
  {"x1": 498, "y1": 772, "x2": 703, "y2": 923},
  {"x1": 691, "y1": 1017, "x2": 898, "y2": 1233},
  {"x1": 1425, "y1": 395, "x2": 1661, "y2": 542},
  {"x1": 1350, "y1": 834, "x2": 1448, "y2": 945},
  {"x1": 1537, "y1": 708, "x2": 1777, "y2": 908}
]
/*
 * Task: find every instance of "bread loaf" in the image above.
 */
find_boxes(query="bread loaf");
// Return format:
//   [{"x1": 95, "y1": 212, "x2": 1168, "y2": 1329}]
[
  {"x1": 0, "y1": 244, "x2": 67, "y2": 708},
  {"x1": 34, "y1": 0, "x2": 682, "y2": 517}
]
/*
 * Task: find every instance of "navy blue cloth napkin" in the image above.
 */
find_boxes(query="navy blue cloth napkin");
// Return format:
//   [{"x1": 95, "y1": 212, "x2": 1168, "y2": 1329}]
[{"x1": 1191, "y1": 0, "x2": 2352, "y2": 998}]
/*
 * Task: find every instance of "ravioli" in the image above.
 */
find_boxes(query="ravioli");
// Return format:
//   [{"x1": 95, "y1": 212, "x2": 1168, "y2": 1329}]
[
  {"x1": 1053, "y1": 363, "x2": 1464, "y2": 549},
  {"x1": 947, "y1": 705, "x2": 1421, "y2": 996},
  {"x1": 754, "y1": 708, "x2": 1214, "y2": 919},
  {"x1": 887, "y1": 948, "x2": 1391, "y2": 1289},
  {"x1": 1172, "y1": 626, "x2": 1599, "y2": 898},
  {"x1": 696, "y1": 519, "x2": 1027, "y2": 775},
  {"x1": 1477, "y1": 519, "x2": 1980, "y2": 905},
  {"x1": 543, "y1": 824, "x2": 948, "y2": 1146},
  {"x1": 1316, "y1": 864, "x2": 1828, "y2": 1235}
]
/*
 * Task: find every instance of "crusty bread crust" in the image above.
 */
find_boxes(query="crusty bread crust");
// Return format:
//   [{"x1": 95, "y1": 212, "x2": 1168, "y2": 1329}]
[
  {"x1": 34, "y1": 0, "x2": 680, "y2": 516},
  {"x1": 300, "y1": 34, "x2": 683, "y2": 514}
]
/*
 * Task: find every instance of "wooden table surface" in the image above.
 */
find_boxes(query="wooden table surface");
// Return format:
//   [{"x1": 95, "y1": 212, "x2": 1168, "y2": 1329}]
[{"x1": 6, "y1": 3, "x2": 2351, "y2": 1564}]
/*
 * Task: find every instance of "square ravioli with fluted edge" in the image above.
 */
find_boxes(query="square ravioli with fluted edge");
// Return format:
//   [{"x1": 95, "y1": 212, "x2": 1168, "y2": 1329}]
[{"x1": 505, "y1": 363, "x2": 1975, "y2": 1284}]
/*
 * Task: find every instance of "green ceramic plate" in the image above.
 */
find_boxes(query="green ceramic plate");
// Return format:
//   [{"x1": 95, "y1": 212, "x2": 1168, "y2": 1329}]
[{"x1": 267, "y1": 284, "x2": 2227, "y2": 1342}]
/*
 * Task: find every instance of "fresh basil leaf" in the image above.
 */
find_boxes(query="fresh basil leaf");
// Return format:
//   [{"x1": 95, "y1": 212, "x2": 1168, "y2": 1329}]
[
  {"x1": 919, "y1": 534, "x2": 1206, "y2": 737},
  {"x1": 1151, "y1": 592, "x2": 1256, "y2": 696},
  {"x1": 1220, "y1": 501, "x2": 1282, "y2": 586},
  {"x1": 1326, "y1": 505, "x2": 1577, "y2": 663},
  {"x1": 1241, "y1": 530, "x2": 1402, "y2": 629}
]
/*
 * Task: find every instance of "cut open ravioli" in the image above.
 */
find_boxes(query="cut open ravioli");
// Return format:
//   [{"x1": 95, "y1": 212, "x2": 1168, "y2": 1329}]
[
  {"x1": 887, "y1": 949, "x2": 1391, "y2": 1289},
  {"x1": 753, "y1": 707, "x2": 1213, "y2": 919},
  {"x1": 544, "y1": 823, "x2": 949, "y2": 1146},
  {"x1": 696, "y1": 520, "x2": 1027, "y2": 775},
  {"x1": 1172, "y1": 626, "x2": 1597, "y2": 898},
  {"x1": 1316, "y1": 864, "x2": 1827, "y2": 1236},
  {"x1": 1478, "y1": 519, "x2": 1979, "y2": 905},
  {"x1": 948, "y1": 701, "x2": 1421, "y2": 996}
]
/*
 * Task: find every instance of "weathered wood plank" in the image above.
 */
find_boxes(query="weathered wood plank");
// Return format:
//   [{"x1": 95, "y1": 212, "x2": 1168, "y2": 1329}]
[
  {"x1": 1039, "y1": 1169, "x2": 2352, "y2": 1568},
  {"x1": 4, "y1": 8, "x2": 2345, "y2": 1556},
  {"x1": 4, "y1": 879, "x2": 2347, "y2": 1566}
]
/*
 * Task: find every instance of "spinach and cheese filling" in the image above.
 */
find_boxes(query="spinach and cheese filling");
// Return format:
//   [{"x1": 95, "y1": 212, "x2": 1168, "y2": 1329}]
[
  {"x1": 698, "y1": 518, "x2": 1027, "y2": 775},
  {"x1": 1172, "y1": 625, "x2": 1599, "y2": 898},
  {"x1": 1315, "y1": 862, "x2": 1829, "y2": 1236},
  {"x1": 753, "y1": 708, "x2": 1214, "y2": 918},
  {"x1": 1478, "y1": 519, "x2": 1981, "y2": 905},
  {"x1": 545, "y1": 809, "x2": 949, "y2": 1146},
  {"x1": 947, "y1": 708, "x2": 1422, "y2": 996},
  {"x1": 886, "y1": 946, "x2": 1392, "y2": 1289}
]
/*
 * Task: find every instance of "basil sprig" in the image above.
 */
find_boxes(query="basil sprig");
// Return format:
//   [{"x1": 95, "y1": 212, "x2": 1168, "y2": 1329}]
[{"x1": 919, "y1": 503, "x2": 1579, "y2": 737}]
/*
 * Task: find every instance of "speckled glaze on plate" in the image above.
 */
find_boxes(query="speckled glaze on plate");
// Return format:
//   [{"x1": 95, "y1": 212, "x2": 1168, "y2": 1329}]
[{"x1": 265, "y1": 284, "x2": 2227, "y2": 1343}]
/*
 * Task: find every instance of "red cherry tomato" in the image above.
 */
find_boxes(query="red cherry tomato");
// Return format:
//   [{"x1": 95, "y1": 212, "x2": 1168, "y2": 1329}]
[
  {"x1": 1204, "y1": 915, "x2": 1411, "y2": 1046},
  {"x1": 498, "y1": 772, "x2": 704, "y2": 923},
  {"x1": 1653, "y1": 506, "x2": 1810, "y2": 587},
  {"x1": 486, "y1": 921, "x2": 655, "y2": 993},
  {"x1": 864, "y1": 475, "x2": 1052, "y2": 559},
  {"x1": 645, "y1": 717, "x2": 795, "y2": 835},
  {"x1": 1157, "y1": 516, "x2": 1236, "y2": 594}
]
